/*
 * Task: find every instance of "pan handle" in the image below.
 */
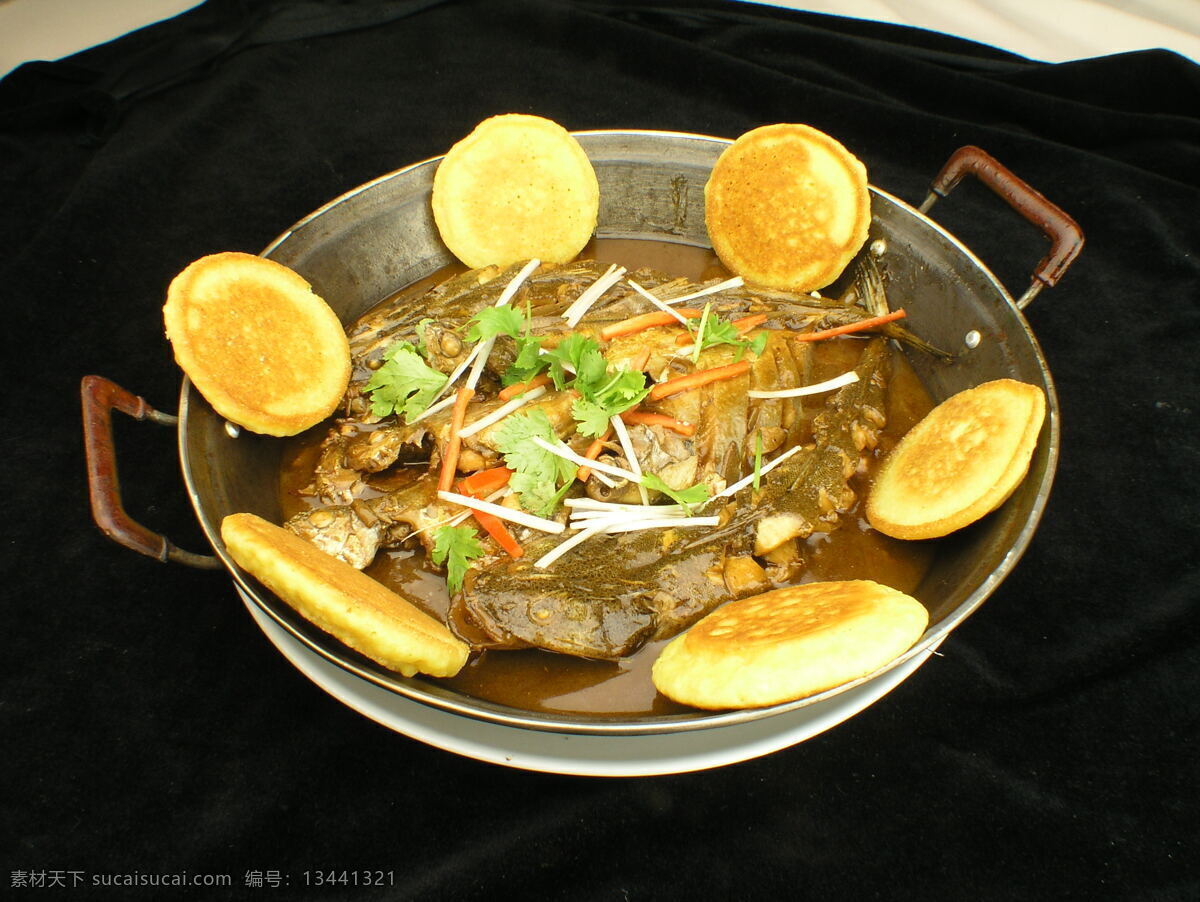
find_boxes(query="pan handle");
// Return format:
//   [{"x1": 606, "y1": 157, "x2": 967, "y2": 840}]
[
  {"x1": 81, "y1": 375, "x2": 221, "y2": 569},
  {"x1": 918, "y1": 145, "x2": 1084, "y2": 310}
]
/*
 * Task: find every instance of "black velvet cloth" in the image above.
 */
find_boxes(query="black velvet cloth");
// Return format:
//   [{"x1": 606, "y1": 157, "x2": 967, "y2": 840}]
[{"x1": 3, "y1": 1, "x2": 1198, "y2": 898}]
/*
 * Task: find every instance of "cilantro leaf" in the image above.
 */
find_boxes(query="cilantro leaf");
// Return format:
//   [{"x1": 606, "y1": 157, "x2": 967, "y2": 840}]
[
  {"x1": 697, "y1": 317, "x2": 742, "y2": 354},
  {"x1": 587, "y1": 368, "x2": 649, "y2": 407},
  {"x1": 571, "y1": 398, "x2": 616, "y2": 438},
  {"x1": 640, "y1": 473, "x2": 711, "y2": 512},
  {"x1": 541, "y1": 333, "x2": 607, "y2": 390},
  {"x1": 364, "y1": 341, "x2": 449, "y2": 421},
  {"x1": 509, "y1": 472, "x2": 574, "y2": 518},
  {"x1": 493, "y1": 410, "x2": 577, "y2": 514},
  {"x1": 684, "y1": 306, "x2": 768, "y2": 361},
  {"x1": 502, "y1": 333, "x2": 548, "y2": 386},
  {"x1": 571, "y1": 369, "x2": 650, "y2": 437},
  {"x1": 465, "y1": 306, "x2": 524, "y2": 344},
  {"x1": 430, "y1": 525, "x2": 484, "y2": 594},
  {"x1": 413, "y1": 318, "x2": 435, "y2": 359}
]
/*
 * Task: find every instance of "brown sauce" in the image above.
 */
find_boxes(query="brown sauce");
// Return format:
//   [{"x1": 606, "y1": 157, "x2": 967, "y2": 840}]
[{"x1": 277, "y1": 239, "x2": 937, "y2": 717}]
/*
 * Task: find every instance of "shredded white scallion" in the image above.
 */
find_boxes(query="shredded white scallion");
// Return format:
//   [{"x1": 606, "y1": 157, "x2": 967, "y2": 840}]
[
  {"x1": 436, "y1": 490, "x2": 565, "y2": 534},
  {"x1": 637, "y1": 275, "x2": 744, "y2": 307},
  {"x1": 407, "y1": 487, "x2": 510, "y2": 539},
  {"x1": 747, "y1": 369, "x2": 859, "y2": 399},
  {"x1": 564, "y1": 497, "x2": 650, "y2": 511},
  {"x1": 407, "y1": 391, "x2": 459, "y2": 424},
  {"x1": 409, "y1": 261, "x2": 542, "y2": 424},
  {"x1": 585, "y1": 469, "x2": 618, "y2": 489},
  {"x1": 626, "y1": 280, "x2": 695, "y2": 326},
  {"x1": 456, "y1": 386, "x2": 548, "y2": 438},
  {"x1": 586, "y1": 516, "x2": 720, "y2": 534},
  {"x1": 530, "y1": 436, "x2": 642, "y2": 484},
  {"x1": 562, "y1": 264, "x2": 627, "y2": 327},
  {"x1": 609, "y1": 414, "x2": 649, "y2": 505},
  {"x1": 533, "y1": 522, "x2": 607, "y2": 570},
  {"x1": 465, "y1": 258, "x2": 541, "y2": 392},
  {"x1": 715, "y1": 444, "x2": 803, "y2": 499},
  {"x1": 568, "y1": 506, "x2": 691, "y2": 523}
]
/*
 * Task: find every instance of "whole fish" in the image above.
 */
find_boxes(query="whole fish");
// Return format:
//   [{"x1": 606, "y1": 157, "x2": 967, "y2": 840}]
[{"x1": 457, "y1": 338, "x2": 891, "y2": 659}]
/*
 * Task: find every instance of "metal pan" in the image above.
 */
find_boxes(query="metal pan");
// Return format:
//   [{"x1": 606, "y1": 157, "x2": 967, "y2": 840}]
[{"x1": 83, "y1": 130, "x2": 1082, "y2": 736}]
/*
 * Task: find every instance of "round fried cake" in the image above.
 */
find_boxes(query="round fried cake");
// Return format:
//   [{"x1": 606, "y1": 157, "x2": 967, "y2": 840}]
[
  {"x1": 432, "y1": 113, "x2": 599, "y2": 268},
  {"x1": 163, "y1": 252, "x2": 350, "y2": 436},
  {"x1": 221, "y1": 513, "x2": 469, "y2": 678},
  {"x1": 866, "y1": 379, "x2": 1046, "y2": 540},
  {"x1": 705, "y1": 123, "x2": 871, "y2": 292},
  {"x1": 652, "y1": 580, "x2": 928, "y2": 710}
]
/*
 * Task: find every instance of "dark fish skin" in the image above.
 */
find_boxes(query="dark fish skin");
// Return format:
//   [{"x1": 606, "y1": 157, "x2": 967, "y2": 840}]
[
  {"x1": 460, "y1": 525, "x2": 733, "y2": 660},
  {"x1": 457, "y1": 339, "x2": 891, "y2": 660},
  {"x1": 749, "y1": 337, "x2": 890, "y2": 555}
]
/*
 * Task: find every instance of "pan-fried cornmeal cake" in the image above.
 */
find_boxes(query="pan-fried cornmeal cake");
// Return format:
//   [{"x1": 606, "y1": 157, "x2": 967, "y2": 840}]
[
  {"x1": 164, "y1": 252, "x2": 350, "y2": 436},
  {"x1": 432, "y1": 114, "x2": 599, "y2": 268},
  {"x1": 705, "y1": 123, "x2": 871, "y2": 293},
  {"x1": 866, "y1": 378, "x2": 1046, "y2": 540},
  {"x1": 652, "y1": 580, "x2": 928, "y2": 709}
]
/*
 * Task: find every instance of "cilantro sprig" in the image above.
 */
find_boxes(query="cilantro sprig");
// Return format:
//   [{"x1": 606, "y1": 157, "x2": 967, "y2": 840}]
[
  {"x1": 572, "y1": 367, "x2": 649, "y2": 438},
  {"x1": 640, "y1": 473, "x2": 711, "y2": 513},
  {"x1": 502, "y1": 330, "x2": 649, "y2": 439},
  {"x1": 536, "y1": 334, "x2": 649, "y2": 438},
  {"x1": 493, "y1": 410, "x2": 578, "y2": 516},
  {"x1": 431, "y1": 524, "x2": 484, "y2": 594},
  {"x1": 686, "y1": 303, "x2": 769, "y2": 360},
  {"x1": 364, "y1": 341, "x2": 450, "y2": 421},
  {"x1": 465, "y1": 306, "x2": 524, "y2": 344},
  {"x1": 504, "y1": 332, "x2": 547, "y2": 386}
]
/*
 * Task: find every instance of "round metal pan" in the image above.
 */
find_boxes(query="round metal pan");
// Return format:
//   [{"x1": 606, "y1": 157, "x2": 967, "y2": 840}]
[{"x1": 88, "y1": 130, "x2": 1082, "y2": 737}]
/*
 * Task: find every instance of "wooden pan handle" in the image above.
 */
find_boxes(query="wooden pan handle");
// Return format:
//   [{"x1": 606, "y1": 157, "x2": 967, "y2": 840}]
[
  {"x1": 920, "y1": 145, "x2": 1084, "y2": 309},
  {"x1": 81, "y1": 375, "x2": 221, "y2": 569}
]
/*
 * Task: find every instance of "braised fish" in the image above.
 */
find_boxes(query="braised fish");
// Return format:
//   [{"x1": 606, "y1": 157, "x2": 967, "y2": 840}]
[
  {"x1": 457, "y1": 339, "x2": 890, "y2": 659},
  {"x1": 286, "y1": 258, "x2": 910, "y2": 660}
]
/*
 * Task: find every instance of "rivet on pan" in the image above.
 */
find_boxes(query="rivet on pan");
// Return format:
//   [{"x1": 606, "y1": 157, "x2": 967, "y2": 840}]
[
  {"x1": 870, "y1": 239, "x2": 887, "y2": 257},
  {"x1": 964, "y1": 330, "x2": 982, "y2": 349},
  {"x1": 225, "y1": 421, "x2": 242, "y2": 438}
]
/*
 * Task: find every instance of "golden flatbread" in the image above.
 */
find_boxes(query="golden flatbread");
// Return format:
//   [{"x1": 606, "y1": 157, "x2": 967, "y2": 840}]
[
  {"x1": 432, "y1": 114, "x2": 599, "y2": 268},
  {"x1": 705, "y1": 123, "x2": 871, "y2": 292},
  {"x1": 163, "y1": 252, "x2": 350, "y2": 436},
  {"x1": 652, "y1": 580, "x2": 928, "y2": 710},
  {"x1": 866, "y1": 378, "x2": 1046, "y2": 540},
  {"x1": 221, "y1": 513, "x2": 469, "y2": 678}
]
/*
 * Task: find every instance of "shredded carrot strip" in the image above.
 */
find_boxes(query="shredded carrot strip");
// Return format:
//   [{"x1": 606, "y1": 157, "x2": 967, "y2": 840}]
[
  {"x1": 674, "y1": 312, "x2": 770, "y2": 346},
  {"x1": 437, "y1": 386, "x2": 475, "y2": 493},
  {"x1": 620, "y1": 410, "x2": 696, "y2": 437},
  {"x1": 455, "y1": 472, "x2": 523, "y2": 558},
  {"x1": 793, "y1": 309, "x2": 907, "y2": 342},
  {"x1": 732, "y1": 313, "x2": 768, "y2": 333},
  {"x1": 647, "y1": 360, "x2": 751, "y2": 401},
  {"x1": 598, "y1": 308, "x2": 702, "y2": 342},
  {"x1": 576, "y1": 426, "x2": 614, "y2": 482},
  {"x1": 456, "y1": 465, "x2": 512, "y2": 496},
  {"x1": 498, "y1": 374, "x2": 551, "y2": 402},
  {"x1": 464, "y1": 498, "x2": 522, "y2": 557},
  {"x1": 471, "y1": 509, "x2": 524, "y2": 558}
]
